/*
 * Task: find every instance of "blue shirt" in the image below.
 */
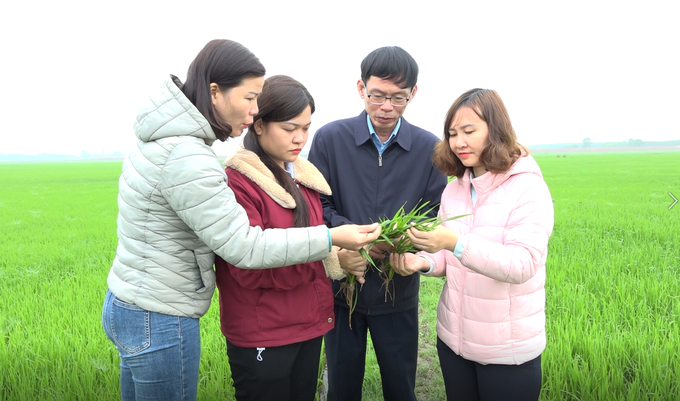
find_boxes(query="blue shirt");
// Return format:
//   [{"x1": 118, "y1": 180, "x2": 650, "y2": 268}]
[
  {"x1": 284, "y1": 162, "x2": 295, "y2": 179},
  {"x1": 367, "y1": 114, "x2": 401, "y2": 154}
]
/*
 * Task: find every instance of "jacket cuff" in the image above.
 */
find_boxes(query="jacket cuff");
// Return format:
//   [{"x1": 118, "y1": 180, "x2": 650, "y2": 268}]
[
  {"x1": 323, "y1": 246, "x2": 345, "y2": 280},
  {"x1": 418, "y1": 255, "x2": 435, "y2": 275},
  {"x1": 454, "y1": 235, "x2": 466, "y2": 258}
]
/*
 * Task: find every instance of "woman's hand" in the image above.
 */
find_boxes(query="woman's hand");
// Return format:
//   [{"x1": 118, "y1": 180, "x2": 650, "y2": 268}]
[
  {"x1": 338, "y1": 248, "x2": 369, "y2": 284},
  {"x1": 389, "y1": 253, "x2": 430, "y2": 276},
  {"x1": 330, "y1": 223, "x2": 381, "y2": 251},
  {"x1": 367, "y1": 241, "x2": 395, "y2": 261},
  {"x1": 406, "y1": 225, "x2": 458, "y2": 254}
]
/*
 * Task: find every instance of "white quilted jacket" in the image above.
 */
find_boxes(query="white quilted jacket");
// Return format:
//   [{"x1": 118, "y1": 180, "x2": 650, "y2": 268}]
[{"x1": 107, "y1": 76, "x2": 330, "y2": 318}]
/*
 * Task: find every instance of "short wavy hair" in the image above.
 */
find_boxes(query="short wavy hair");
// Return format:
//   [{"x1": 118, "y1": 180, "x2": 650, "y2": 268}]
[{"x1": 433, "y1": 88, "x2": 525, "y2": 179}]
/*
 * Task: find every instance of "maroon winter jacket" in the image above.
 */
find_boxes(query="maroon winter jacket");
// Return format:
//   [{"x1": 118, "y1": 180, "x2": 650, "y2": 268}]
[{"x1": 215, "y1": 148, "x2": 338, "y2": 348}]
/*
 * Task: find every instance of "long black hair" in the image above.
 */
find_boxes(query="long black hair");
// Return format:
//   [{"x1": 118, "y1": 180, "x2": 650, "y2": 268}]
[{"x1": 243, "y1": 75, "x2": 315, "y2": 227}]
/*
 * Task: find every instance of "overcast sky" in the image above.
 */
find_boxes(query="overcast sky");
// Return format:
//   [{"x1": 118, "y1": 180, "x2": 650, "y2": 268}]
[{"x1": 1, "y1": 0, "x2": 678, "y2": 156}]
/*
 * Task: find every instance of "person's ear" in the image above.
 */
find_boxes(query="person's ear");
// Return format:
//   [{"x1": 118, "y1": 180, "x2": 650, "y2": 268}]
[
  {"x1": 210, "y1": 83, "x2": 220, "y2": 106},
  {"x1": 357, "y1": 79, "x2": 366, "y2": 99},
  {"x1": 408, "y1": 85, "x2": 418, "y2": 102},
  {"x1": 254, "y1": 120, "x2": 264, "y2": 136}
]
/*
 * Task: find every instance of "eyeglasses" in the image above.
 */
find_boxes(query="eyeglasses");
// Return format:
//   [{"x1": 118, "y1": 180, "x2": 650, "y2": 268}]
[{"x1": 364, "y1": 87, "x2": 413, "y2": 107}]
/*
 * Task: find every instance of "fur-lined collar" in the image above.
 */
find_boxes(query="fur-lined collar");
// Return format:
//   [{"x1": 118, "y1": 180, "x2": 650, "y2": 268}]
[{"x1": 224, "y1": 147, "x2": 332, "y2": 209}]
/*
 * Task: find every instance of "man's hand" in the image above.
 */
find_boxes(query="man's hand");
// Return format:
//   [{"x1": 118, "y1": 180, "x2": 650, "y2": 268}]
[
  {"x1": 338, "y1": 248, "x2": 369, "y2": 284},
  {"x1": 367, "y1": 240, "x2": 395, "y2": 261}
]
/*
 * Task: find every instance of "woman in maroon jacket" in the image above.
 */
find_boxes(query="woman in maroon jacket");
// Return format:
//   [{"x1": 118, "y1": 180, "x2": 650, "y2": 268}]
[{"x1": 215, "y1": 75, "x2": 343, "y2": 401}]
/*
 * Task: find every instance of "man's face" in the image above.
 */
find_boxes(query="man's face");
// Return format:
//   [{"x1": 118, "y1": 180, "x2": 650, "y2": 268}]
[{"x1": 357, "y1": 77, "x2": 417, "y2": 136}]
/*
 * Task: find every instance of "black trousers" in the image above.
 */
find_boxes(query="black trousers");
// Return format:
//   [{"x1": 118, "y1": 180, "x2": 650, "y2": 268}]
[
  {"x1": 226, "y1": 336, "x2": 323, "y2": 401},
  {"x1": 436, "y1": 337, "x2": 542, "y2": 401},
  {"x1": 324, "y1": 305, "x2": 418, "y2": 401}
]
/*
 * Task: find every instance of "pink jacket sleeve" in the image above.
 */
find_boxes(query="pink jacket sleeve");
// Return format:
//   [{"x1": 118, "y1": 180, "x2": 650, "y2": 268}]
[{"x1": 422, "y1": 173, "x2": 553, "y2": 283}]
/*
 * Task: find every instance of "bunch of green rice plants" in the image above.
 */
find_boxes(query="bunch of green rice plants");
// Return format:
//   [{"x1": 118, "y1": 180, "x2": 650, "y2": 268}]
[
  {"x1": 339, "y1": 201, "x2": 467, "y2": 327},
  {"x1": 374, "y1": 202, "x2": 468, "y2": 293}
]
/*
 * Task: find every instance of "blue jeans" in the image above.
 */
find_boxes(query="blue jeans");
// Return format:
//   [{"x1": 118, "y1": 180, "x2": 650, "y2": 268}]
[{"x1": 101, "y1": 290, "x2": 201, "y2": 401}]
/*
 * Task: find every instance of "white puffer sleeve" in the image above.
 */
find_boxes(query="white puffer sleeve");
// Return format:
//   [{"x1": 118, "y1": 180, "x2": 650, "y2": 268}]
[{"x1": 159, "y1": 139, "x2": 330, "y2": 268}]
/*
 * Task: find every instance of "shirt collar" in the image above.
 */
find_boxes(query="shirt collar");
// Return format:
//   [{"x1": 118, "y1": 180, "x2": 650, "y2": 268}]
[
  {"x1": 284, "y1": 162, "x2": 295, "y2": 179},
  {"x1": 366, "y1": 114, "x2": 401, "y2": 146},
  {"x1": 353, "y1": 111, "x2": 411, "y2": 151}
]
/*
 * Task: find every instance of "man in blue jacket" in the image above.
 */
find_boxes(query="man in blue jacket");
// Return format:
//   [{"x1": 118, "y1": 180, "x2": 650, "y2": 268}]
[{"x1": 308, "y1": 46, "x2": 448, "y2": 401}]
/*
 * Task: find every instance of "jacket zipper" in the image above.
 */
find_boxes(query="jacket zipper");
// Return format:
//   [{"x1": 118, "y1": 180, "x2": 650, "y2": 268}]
[
  {"x1": 459, "y1": 178, "x2": 477, "y2": 354},
  {"x1": 378, "y1": 143, "x2": 394, "y2": 166},
  {"x1": 458, "y1": 270, "x2": 465, "y2": 354}
]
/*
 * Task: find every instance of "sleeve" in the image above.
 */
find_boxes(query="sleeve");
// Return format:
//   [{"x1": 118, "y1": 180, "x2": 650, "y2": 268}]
[
  {"x1": 322, "y1": 246, "x2": 345, "y2": 280},
  {"x1": 458, "y1": 176, "x2": 554, "y2": 284},
  {"x1": 418, "y1": 256, "x2": 435, "y2": 275},
  {"x1": 308, "y1": 129, "x2": 354, "y2": 228},
  {"x1": 159, "y1": 142, "x2": 330, "y2": 269},
  {"x1": 224, "y1": 171, "x2": 317, "y2": 290},
  {"x1": 416, "y1": 251, "x2": 446, "y2": 277},
  {"x1": 417, "y1": 225, "x2": 449, "y2": 278}
]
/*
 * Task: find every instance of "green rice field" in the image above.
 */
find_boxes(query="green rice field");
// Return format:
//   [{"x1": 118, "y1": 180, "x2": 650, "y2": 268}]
[{"x1": 1, "y1": 151, "x2": 679, "y2": 400}]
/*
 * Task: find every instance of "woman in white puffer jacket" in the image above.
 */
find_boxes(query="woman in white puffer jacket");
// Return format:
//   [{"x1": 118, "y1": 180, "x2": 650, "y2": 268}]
[
  {"x1": 101, "y1": 39, "x2": 380, "y2": 401},
  {"x1": 389, "y1": 88, "x2": 553, "y2": 401}
]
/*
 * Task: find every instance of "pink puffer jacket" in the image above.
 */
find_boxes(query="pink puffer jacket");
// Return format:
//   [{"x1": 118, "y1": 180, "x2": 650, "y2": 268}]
[{"x1": 423, "y1": 154, "x2": 554, "y2": 365}]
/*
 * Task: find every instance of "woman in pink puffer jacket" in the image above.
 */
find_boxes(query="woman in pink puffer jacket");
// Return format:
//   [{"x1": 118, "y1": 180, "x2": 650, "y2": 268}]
[{"x1": 390, "y1": 88, "x2": 554, "y2": 401}]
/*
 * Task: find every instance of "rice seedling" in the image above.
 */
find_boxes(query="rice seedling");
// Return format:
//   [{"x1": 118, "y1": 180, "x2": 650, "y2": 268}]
[{"x1": 339, "y1": 201, "x2": 468, "y2": 327}]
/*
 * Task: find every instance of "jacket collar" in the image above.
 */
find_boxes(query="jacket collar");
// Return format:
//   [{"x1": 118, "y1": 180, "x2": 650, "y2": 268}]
[
  {"x1": 353, "y1": 111, "x2": 412, "y2": 151},
  {"x1": 464, "y1": 152, "x2": 543, "y2": 195},
  {"x1": 224, "y1": 146, "x2": 332, "y2": 209}
]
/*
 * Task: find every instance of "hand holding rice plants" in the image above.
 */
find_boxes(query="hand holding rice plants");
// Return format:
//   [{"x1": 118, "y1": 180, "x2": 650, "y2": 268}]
[{"x1": 339, "y1": 201, "x2": 468, "y2": 327}]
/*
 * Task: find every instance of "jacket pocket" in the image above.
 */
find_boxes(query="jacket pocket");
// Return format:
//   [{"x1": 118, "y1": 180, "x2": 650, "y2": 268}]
[
  {"x1": 194, "y1": 250, "x2": 216, "y2": 293},
  {"x1": 256, "y1": 284, "x2": 320, "y2": 331}
]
